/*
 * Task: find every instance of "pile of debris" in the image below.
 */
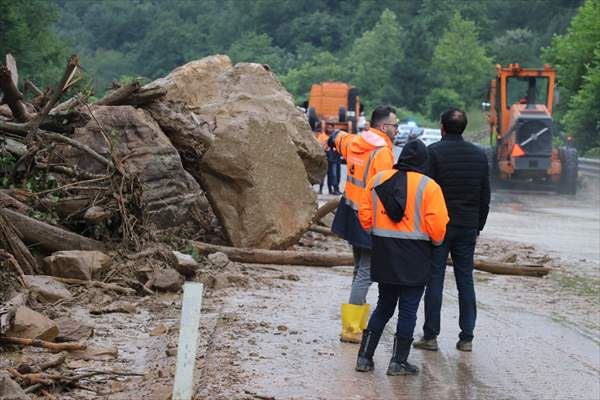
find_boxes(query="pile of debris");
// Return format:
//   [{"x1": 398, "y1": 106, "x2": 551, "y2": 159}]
[{"x1": 0, "y1": 53, "x2": 326, "y2": 398}]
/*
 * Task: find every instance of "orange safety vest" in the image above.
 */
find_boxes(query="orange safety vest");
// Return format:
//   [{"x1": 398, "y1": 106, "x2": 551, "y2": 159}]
[
  {"x1": 358, "y1": 170, "x2": 449, "y2": 245},
  {"x1": 334, "y1": 128, "x2": 394, "y2": 211}
]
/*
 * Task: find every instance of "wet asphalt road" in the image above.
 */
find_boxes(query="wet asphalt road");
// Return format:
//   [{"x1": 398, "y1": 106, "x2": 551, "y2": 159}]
[{"x1": 221, "y1": 265, "x2": 600, "y2": 400}]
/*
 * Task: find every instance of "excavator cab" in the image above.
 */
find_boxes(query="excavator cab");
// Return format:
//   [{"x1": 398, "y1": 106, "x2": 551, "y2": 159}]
[{"x1": 487, "y1": 64, "x2": 577, "y2": 194}]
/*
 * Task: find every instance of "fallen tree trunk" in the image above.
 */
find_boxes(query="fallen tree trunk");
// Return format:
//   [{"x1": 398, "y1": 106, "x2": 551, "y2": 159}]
[
  {"x1": 94, "y1": 81, "x2": 141, "y2": 106},
  {"x1": 192, "y1": 241, "x2": 551, "y2": 276},
  {"x1": 0, "y1": 214, "x2": 40, "y2": 274},
  {"x1": 191, "y1": 241, "x2": 354, "y2": 267},
  {"x1": 313, "y1": 197, "x2": 340, "y2": 224},
  {"x1": 447, "y1": 258, "x2": 551, "y2": 277},
  {"x1": 0, "y1": 208, "x2": 106, "y2": 252},
  {"x1": 0, "y1": 55, "x2": 31, "y2": 122}
]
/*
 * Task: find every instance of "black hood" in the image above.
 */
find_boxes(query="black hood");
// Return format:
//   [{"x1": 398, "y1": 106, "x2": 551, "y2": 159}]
[{"x1": 394, "y1": 139, "x2": 428, "y2": 173}]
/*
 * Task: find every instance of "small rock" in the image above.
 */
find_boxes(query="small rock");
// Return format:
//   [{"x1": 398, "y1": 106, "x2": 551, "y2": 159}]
[
  {"x1": 6, "y1": 306, "x2": 58, "y2": 341},
  {"x1": 55, "y1": 317, "x2": 94, "y2": 342},
  {"x1": 26, "y1": 275, "x2": 72, "y2": 303},
  {"x1": 44, "y1": 250, "x2": 111, "y2": 280},
  {"x1": 150, "y1": 323, "x2": 168, "y2": 336},
  {"x1": 165, "y1": 347, "x2": 177, "y2": 357},
  {"x1": 249, "y1": 352, "x2": 259, "y2": 357},
  {"x1": 277, "y1": 325, "x2": 288, "y2": 332},
  {"x1": 83, "y1": 206, "x2": 112, "y2": 222},
  {"x1": 0, "y1": 371, "x2": 30, "y2": 400},
  {"x1": 150, "y1": 269, "x2": 184, "y2": 292},
  {"x1": 170, "y1": 251, "x2": 199, "y2": 277},
  {"x1": 207, "y1": 252, "x2": 230, "y2": 268}
]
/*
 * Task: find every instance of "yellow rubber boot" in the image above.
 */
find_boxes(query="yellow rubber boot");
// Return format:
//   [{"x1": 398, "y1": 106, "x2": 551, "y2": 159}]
[{"x1": 340, "y1": 304, "x2": 370, "y2": 343}]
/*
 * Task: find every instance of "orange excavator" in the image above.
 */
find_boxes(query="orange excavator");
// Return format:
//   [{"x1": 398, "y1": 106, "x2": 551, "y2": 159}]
[
  {"x1": 306, "y1": 82, "x2": 361, "y2": 133},
  {"x1": 486, "y1": 64, "x2": 578, "y2": 194}
]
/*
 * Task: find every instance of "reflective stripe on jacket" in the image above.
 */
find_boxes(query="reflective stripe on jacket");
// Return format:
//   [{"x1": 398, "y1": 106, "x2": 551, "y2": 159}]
[
  {"x1": 358, "y1": 169, "x2": 449, "y2": 286},
  {"x1": 334, "y1": 128, "x2": 394, "y2": 211},
  {"x1": 359, "y1": 170, "x2": 448, "y2": 245}
]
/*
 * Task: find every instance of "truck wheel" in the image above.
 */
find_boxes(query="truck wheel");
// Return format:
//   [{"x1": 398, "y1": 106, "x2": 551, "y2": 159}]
[
  {"x1": 558, "y1": 147, "x2": 578, "y2": 195},
  {"x1": 308, "y1": 107, "x2": 318, "y2": 130},
  {"x1": 339, "y1": 106, "x2": 346, "y2": 123},
  {"x1": 484, "y1": 146, "x2": 498, "y2": 190}
]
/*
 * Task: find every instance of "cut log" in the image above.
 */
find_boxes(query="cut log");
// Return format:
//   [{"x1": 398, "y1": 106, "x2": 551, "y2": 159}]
[
  {"x1": 447, "y1": 258, "x2": 551, "y2": 277},
  {"x1": 0, "y1": 208, "x2": 106, "y2": 252},
  {"x1": 313, "y1": 198, "x2": 340, "y2": 224},
  {"x1": 191, "y1": 241, "x2": 353, "y2": 267},
  {"x1": 94, "y1": 81, "x2": 141, "y2": 106},
  {"x1": 39, "y1": 111, "x2": 91, "y2": 134},
  {"x1": 5, "y1": 54, "x2": 18, "y2": 88}
]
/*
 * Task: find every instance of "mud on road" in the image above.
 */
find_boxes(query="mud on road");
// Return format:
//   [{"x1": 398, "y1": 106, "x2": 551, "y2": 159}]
[{"x1": 2, "y1": 186, "x2": 598, "y2": 399}]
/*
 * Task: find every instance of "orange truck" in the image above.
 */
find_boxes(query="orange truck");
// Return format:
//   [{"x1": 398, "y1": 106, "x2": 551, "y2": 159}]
[
  {"x1": 486, "y1": 64, "x2": 578, "y2": 194},
  {"x1": 306, "y1": 82, "x2": 360, "y2": 133}
]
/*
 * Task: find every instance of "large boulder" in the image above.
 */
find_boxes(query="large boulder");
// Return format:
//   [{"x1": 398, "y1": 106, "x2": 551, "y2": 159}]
[
  {"x1": 144, "y1": 55, "x2": 322, "y2": 248},
  {"x1": 58, "y1": 105, "x2": 213, "y2": 232}
]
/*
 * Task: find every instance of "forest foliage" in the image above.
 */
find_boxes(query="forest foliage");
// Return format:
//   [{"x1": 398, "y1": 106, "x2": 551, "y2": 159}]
[{"x1": 1, "y1": 0, "x2": 598, "y2": 151}]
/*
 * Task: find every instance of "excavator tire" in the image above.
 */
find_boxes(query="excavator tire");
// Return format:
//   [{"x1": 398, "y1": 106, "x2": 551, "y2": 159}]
[{"x1": 558, "y1": 147, "x2": 578, "y2": 195}]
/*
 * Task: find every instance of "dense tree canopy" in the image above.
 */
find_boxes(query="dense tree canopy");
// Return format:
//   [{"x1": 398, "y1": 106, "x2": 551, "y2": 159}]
[
  {"x1": 2, "y1": 0, "x2": 597, "y2": 150},
  {"x1": 544, "y1": 0, "x2": 600, "y2": 153}
]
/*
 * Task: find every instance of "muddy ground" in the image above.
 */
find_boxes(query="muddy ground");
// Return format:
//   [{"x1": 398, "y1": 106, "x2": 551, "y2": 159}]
[{"x1": 1, "y1": 183, "x2": 599, "y2": 399}]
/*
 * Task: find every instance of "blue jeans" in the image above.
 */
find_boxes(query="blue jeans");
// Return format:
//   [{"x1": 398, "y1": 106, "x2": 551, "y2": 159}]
[
  {"x1": 423, "y1": 226, "x2": 478, "y2": 342},
  {"x1": 326, "y1": 161, "x2": 340, "y2": 192},
  {"x1": 367, "y1": 283, "x2": 425, "y2": 340},
  {"x1": 349, "y1": 246, "x2": 371, "y2": 305}
]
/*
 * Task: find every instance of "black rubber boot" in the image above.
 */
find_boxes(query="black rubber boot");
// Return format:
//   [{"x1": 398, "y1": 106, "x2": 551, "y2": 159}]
[
  {"x1": 387, "y1": 335, "x2": 419, "y2": 376},
  {"x1": 355, "y1": 329, "x2": 383, "y2": 372}
]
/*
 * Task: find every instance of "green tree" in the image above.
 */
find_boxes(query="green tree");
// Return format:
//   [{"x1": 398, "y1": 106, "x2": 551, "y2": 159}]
[
  {"x1": 349, "y1": 9, "x2": 404, "y2": 109},
  {"x1": 544, "y1": 0, "x2": 600, "y2": 151},
  {"x1": 227, "y1": 32, "x2": 292, "y2": 73},
  {"x1": 0, "y1": 0, "x2": 68, "y2": 87},
  {"x1": 280, "y1": 52, "x2": 350, "y2": 102},
  {"x1": 430, "y1": 12, "x2": 493, "y2": 107},
  {"x1": 490, "y1": 29, "x2": 539, "y2": 67},
  {"x1": 424, "y1": 88, "x2": 465, "y2": 121}
]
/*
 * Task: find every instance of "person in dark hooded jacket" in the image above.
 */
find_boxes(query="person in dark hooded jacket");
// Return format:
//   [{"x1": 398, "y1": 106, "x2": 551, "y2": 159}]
[{"x1": 355, "y1": 140, "x2": 448, "y2": 376}]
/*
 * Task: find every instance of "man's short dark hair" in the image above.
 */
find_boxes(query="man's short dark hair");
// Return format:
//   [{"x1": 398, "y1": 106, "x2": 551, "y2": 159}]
[
  {"x1": 370, "y1": 105, "x2": 396, "y2": 127},
  {"x1": 441, "y1": 107, "x2": 467, "y2": 135}
]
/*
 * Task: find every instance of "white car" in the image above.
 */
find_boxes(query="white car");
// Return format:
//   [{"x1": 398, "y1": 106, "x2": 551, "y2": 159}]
[{"x1": 418, "y1": 128, "x2": 442, "y2": 146}]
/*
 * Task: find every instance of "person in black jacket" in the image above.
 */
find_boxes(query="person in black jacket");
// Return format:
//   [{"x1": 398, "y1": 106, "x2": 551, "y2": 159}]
[{"x1": 413, "y1": 107, "x2": 490, "y2": 352}]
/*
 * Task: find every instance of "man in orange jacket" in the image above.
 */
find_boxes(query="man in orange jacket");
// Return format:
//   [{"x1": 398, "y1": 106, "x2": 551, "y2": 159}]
[
  {"x1": 355, "y1": 139, "x2": 448, "y2": 375},
  {"x1": 328, "y1": 105, "x2": 396, "y2": 343}
]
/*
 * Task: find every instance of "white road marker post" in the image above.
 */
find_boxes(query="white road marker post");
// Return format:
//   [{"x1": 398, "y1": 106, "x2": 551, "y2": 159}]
[{"x1": 172, "y1": 282, "x2": 204, "y2": 400}]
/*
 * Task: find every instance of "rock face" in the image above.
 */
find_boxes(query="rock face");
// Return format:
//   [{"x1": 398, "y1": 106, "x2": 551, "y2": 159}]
[
  {"x1": 26, "y1": 275, "x2": 72, "y2": 303},
  {"x1": 6, "y1": 306, "x2": 58, "y2": 341},
  {"x1": 60, "y1": 105, "x2": 212, "y2": 231},
  {"x1": 144, "y1": 55, "x2": 321, "y2": 249},
  {"x1": 44, "y1": 250, "x2": 110, "y2": 280}
]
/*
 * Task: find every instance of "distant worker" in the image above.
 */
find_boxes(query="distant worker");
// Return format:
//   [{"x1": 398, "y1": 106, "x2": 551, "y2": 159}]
[
  {"x1": 355, "y1": 139, "x2": 448, "y2": 375},
  {"x1": 328, "y1": 105, "x2": 396, "y2": 343},
  {"x1": 413, "y1": 108, "x2": 490, "y2": 352},
  {"x1": 324, "y1": 118, "x2": 342, "y2": 195},
  {"x1": 313, "y1": 121, "x2": 328, "y2": 194}
]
